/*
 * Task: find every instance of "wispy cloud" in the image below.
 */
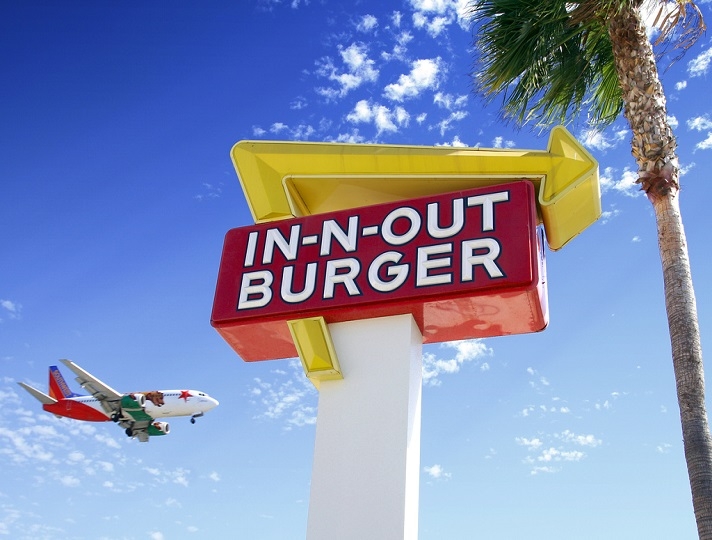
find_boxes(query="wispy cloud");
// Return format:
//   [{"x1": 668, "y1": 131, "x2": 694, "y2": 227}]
[
  {"x1": 422, "y1": 339, "x2": 492, "y2": 386},
  {"x1": 580, "y1": 127, "x2": 628, "y2": 152},
  {"x1": 0, "y1": 299, "x2": 22, "y2": 321},
  {"x1": 194, "y1": 182, "x2": 223, "y2": 202},
  {"x1": 248, "y1": 360, "x2": 317, "y2": 429},
  {"x1": 518, "y1": 430, "x2": 601, "y2": 474},
  {"x1": 381, "y1": 31, "x2": 413, "y2": 62}
]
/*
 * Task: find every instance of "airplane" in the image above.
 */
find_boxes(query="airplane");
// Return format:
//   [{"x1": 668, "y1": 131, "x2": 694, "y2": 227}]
[{"x1": 18, "y1": 359, "x2": 219, "y2": 442}]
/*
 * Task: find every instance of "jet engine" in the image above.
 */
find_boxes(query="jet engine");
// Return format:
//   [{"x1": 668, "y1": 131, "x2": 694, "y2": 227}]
[
  {"x1": 131, "y1": 393, "x2": 146, "y2": 407},
  {"x1": 151, "y1": 421, "x2": 170, "y2": 435}
]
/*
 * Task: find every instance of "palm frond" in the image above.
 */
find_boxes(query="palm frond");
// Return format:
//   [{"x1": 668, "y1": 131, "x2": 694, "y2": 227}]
[{"x1": 471, "y1": 0, "x2": 623, "y2": 127}]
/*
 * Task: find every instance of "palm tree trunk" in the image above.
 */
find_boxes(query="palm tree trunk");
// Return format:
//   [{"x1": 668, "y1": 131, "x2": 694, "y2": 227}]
[
  {"x1": 654, "y1": 192, "x2": 712, "y2": 537},
  {"x1": 607, "y1": 4, "x2": 712, "y2": 537}
]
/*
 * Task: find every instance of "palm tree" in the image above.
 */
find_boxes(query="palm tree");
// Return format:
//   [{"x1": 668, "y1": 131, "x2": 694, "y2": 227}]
[{"x1": 469, "y1": 0, "x2": 712, "y2": 536}]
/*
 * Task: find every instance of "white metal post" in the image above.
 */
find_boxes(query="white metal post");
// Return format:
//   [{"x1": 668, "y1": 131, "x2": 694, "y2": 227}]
[{"x1": 306, "y1": 314, "x2": 423, "y2": 540}]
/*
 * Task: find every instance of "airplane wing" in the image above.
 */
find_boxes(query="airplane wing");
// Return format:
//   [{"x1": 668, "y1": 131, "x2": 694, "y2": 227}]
[
  {"x1": 60, "y1": 359, "x2": 122, "y2": 398},
  {"x1": 60, "y1": 359, "x2": 123, "y2": 417}
]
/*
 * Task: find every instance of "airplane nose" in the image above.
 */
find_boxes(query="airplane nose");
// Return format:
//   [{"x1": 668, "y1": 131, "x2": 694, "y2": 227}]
[{"x1": 209, "y1": 397, "x2": 219, "y2": 409}]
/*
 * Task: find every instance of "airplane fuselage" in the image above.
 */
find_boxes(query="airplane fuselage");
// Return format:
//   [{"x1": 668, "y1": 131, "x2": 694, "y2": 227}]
[{"x1": 43, "y1": 390, "x2": 218, "y2": 422}]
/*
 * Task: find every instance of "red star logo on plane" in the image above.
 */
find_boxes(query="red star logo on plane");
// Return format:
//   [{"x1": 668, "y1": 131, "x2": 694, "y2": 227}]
[{"x1": 179, "y1": 390, "x2": 192, "y2": 402}]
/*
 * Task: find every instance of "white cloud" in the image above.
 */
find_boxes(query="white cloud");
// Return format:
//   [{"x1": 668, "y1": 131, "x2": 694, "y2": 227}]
[
  {"x1": 209, "y1": 471, "x2": 220, "y2": 482},
  {"x1": 557, "y1": 430, "x2": 602, "y2": 447},
  {"x1": 0, "y1": 299, "x2": 21, "y2": 321},
  {"x1": 347, "y1": 100, "x2": 373, "y2": 123},
  {"x1": 433, "y1": 92, "x2": 468, "y2": 110},
  {"x1": 357, "y1": 14, "x2": 378, "y2": 33},
  {"x1": 290, "y1": 96, "x2": 307, "y2": 110},
  {"x1": 595, "y1": 399, "x2": 612, "y2": 410},
  {"x1": 334, "y1": 129, "x2": 366, "y2": 144},
  {"x1": 688, "y1": 46, "x2": 712, "y2": 77},
  {"x1": 422, "y1": 339, "x2": 492, "y2": 386},
  {"x1": 517, "y1": 429, "x2": 600, "y2": 474},
  {"x1": 381, "y1": 31, "x2": 413, "y2": 62},
  {"x1": 423, "y1": 463, "x2": 452, "y2": 479},
  {"x1": 680, "y1": 162, "x2": 696, "y2": 176},
  {"x1": 291, "y1": 124, "x2": 316, "y2": 140},
  {"x1": 530, "y1": 465, "x2": 558, "y2": 475},
  {"x1": 270, "y1": 122, "x2": 289, "y2": 134},
  {"x1": 391, "y1": 11, "x2": 403, "y2": 28},
  {"x1": 384, "y1": 58, "x2": 442, "y2": 102},
  {"x1": 435, "y1": 135, "x2": 467, "y2": 147},
  {"x1": 492, "y1": 136, "x2": 515, "y2": 148},
  {"x1": 194, "y1": 182, "x2": 222, "y2": 202},
  {"x1": 695, "y1": 133, "x2": 712, "y2": 151},
  {"x1": 59, "y1": 475, "x2": 80, "y2": 487},
  {"x1": 667, "y1": 115, "x2": 678, "y2": 129},
  {"x1": 0, "y1": 425, "x2": 58, "y2": 463},
  {"x1": 249, "y1": 360, "x2": 317, "y2": 429},
  {"x1": 599, "y1": 208, "x2": 621, "y2": 224},
  {"x1": 675, "y1": 80, "x2": 687, "y2": 91},
  {"x1": 536, "y1": 447, "x2": 585, "y2": 462},
  {"x1": 687, "y1": 115, "x2": 712, "y2": 131},
  {"x1": 515, "y1": 437, "x2": 543, "y2": 449},
  {"x1": 433, "y1": 110, "x2": 468, "y2": 136},
  {"x1": 580, "y1": 127, "x2": 628, "y2": 151},
  {"x1": 409, "y1": 0, "x2": 470, "y2": 35},
  {"x1": 316, "y1": 43, "x2": 379, "y2": 100},
  {"x1": 599, "y1": 166, "x2": 642, "y2": 197},
  {"x1": 346, "y1": 99, "x2": 410, "y2": 136}
]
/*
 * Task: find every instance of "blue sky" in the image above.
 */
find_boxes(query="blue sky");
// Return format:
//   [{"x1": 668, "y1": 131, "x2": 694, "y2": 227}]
[{"x1": 2, "y1": 1, "x2": 712, "y2": 538}]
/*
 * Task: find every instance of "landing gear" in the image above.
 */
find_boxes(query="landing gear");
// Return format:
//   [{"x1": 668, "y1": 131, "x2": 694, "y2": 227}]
[
  {"x1": 125, "y1": 427, "x2": 133, "y2": 437},
  {"x1": 190, "y1": 412, "x2": 204, "y2": 425},
  {"x1": 111, "y1": 412, "x2": 121, "y2": 423}
]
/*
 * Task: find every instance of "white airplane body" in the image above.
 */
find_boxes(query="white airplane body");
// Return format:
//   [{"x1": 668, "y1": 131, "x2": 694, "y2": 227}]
[{"x1": 18, "y1": 360, "x2": 219, "y2": 442}]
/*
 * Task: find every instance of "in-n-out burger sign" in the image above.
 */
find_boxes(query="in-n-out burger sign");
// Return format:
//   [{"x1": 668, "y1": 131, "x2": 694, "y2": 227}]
[{"x1": 212, "y1": 181, "x2": 548, "y2": 361}]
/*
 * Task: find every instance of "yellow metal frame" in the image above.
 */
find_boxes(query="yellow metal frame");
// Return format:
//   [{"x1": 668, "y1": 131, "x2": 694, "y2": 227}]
[
  {"x1": 287, "y1": 317, "x2": 342, "y2": 389},
  {"x1": 231, "y1": 126, "x2": 600, "y2": 251}
]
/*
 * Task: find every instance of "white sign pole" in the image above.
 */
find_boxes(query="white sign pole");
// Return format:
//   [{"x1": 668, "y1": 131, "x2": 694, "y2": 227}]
[{"x1": 306, "y1": 314, "x2": 423, "y2": 540}]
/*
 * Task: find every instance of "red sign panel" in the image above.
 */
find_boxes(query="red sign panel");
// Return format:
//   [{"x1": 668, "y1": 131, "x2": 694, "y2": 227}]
[{"x1": 212, "y1": 181, "x2": 547, "y2": 361}]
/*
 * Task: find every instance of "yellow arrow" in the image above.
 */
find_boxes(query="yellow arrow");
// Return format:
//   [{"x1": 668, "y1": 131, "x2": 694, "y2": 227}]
[{"x1": 230, "y1": 126, "x2": 600, "y2": 250}]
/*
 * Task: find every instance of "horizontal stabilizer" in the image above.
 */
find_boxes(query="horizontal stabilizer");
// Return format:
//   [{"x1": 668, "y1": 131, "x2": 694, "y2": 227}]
[{"x1": 18, "y1": 382, "x2": 57, "y2": 405}]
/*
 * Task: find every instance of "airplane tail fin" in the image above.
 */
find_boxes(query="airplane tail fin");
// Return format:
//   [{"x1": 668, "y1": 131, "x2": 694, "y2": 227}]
[{"x1": 48, "y1": 365, "x2": 82, "y2": 399}]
